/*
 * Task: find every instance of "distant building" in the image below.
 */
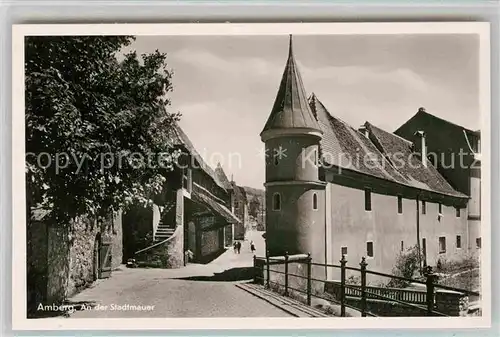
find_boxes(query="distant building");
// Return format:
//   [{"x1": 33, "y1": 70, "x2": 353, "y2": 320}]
[
  {"x1": 395, "y1": 109, "x2": 481, "y2": 254},
  {"x1": 231, "y1": 183, "x2": 249, "y2": 240},
  {"x1": 261, "y1": 36, "x2": 475, "y2": 282}
]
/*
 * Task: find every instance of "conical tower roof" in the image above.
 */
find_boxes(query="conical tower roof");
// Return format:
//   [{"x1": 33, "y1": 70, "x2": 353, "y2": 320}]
[{"x1": 261, "y1": 35, "x2": 322, "y2": 141}]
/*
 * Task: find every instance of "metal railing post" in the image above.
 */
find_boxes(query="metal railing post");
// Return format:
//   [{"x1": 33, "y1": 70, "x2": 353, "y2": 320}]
[
  {"x1": 425, "y1": 266, "x2": 437, "y2": 316},
  {"x1": 253, "y1": 254, "x2": 257, "y2": 284},
  {"x1": 266, "y1": 250, "x2": 270, "y2": 289},
  {"x1": 340, "y1": 254, "x2": 347, "y2": 317},
  {"x1": 284, "y1": 251, "x2": 289, "y2": 296},
  {"x1": 360, "y1": 257, "x2": 368, "y2": 317},
  {"x1": 307, "y1": 252, "x2": 312, "y2": 306}
]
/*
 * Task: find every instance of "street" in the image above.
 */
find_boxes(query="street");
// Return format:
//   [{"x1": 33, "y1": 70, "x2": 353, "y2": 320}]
[{"x1": 67, "y1": 231, "x2": 291, "y2": 318}]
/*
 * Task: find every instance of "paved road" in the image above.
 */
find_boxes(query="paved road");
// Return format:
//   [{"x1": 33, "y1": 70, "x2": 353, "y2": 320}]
[{"x1": 68, "y1": 231, "x2": 289, "y2": 318}]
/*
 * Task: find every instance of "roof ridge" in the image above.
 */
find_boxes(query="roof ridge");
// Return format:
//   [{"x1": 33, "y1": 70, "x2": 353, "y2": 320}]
[
  {"x1": 397, "y1": 109, "x2": 478, "y2": 135},
  {"x1": 366, "y1": 121, "x2": 413, "y2": 145},
  {"x1": 420, "y1": 110, "x2": 477, "y2": 133},
  {"x1": 172, "y1": 123, "x2": 227, "y2": 191}
]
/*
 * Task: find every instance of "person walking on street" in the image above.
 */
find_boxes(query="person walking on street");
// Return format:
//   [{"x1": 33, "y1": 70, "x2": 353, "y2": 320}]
[
  {"x1": 250, "y1": 240, "x2": 256, "y2": 254},
  {"x1": 236, "y1": 241, "x2": 241, "y2": 254},
  {"x1": 233, "y1": 241, "x2": 238, "y2": 254}
]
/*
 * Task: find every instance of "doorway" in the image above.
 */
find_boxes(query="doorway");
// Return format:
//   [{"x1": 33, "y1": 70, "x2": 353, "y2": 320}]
[{"x1": 93, "y1": 233, "x2": 101, "y2": 281}]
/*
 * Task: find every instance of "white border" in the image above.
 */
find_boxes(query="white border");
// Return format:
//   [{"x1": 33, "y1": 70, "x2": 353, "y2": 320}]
[{"x1": 11, "y1": 22, "x2": 491, "y2": 331}]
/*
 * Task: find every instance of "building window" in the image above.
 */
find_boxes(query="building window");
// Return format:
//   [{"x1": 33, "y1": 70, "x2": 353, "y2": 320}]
[
  {"x1": 422, "y1": 201, "x2": 426, "y2": 214},
  {"x1": 183, "y1": 168, "x2": 193, "y2": 193},
  {"x1": 476, "y1": 237, "x2": 482, "y2": 249},
  {"x1": 314, "y1": 149, "x2": 318, "y2": 166},
  {"x1": 341, "y1": 246, "x2": 348, "y2": 257},
  {"x1": 400, "y1": 241, "x2": 404, "y2": 252},
  {"x1": 439, "y1": 236, "x2": 446, "y2": 254},
  {"x1": 272, "y1": 193, "x2": 281, "y2": 211},
  {"x1": 422, "y1": 238, "x2": 427, "y2": 266},
  {"x1": 312, "y1": 193, "x2": 318, "y2": 210},
  {"x1": 397, "y1": 196, "x2": 403, "y2": 214},
  {"x1": 364, "y1": 189, "x2": 372, "y2": 211},
  {"x1": 455, "y1": 207, "x2": 460, "y2": 217},
  {"x1": 456, "y1": 235, "x2": 462, "y2": 249},
  {"x1": 366, "y1": 241, "x2": 374, "y2": 258},
  {"x1": 438, "y1": 203, "x2": 442, "y2": 214}
]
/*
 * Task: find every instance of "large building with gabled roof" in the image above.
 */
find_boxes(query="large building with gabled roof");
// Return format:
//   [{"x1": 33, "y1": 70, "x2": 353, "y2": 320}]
[{"x1": 261, "y1": 36, "x2": 477, "y2": 281}]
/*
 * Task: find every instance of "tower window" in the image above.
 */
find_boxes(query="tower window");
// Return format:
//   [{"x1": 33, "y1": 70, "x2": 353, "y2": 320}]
[
  {"x1": 366, "y1": 241, "x2": 374, "y2": 258},
  {"x1": 439, "y1": 236, "x2": 446, "y2": 254},
  {"x1": 397, "y1": 196, "x2": 403, "y2": 214},
  {"x1": 476, "y1": 237, "x2": 481, "y2": 249},
  {"x1": 438, "y1": 203, "x2": 442, "y2": 214},
  {"x1": 456, "y1": 235, "x2": 462, "y2": 249},
  {"x1": 314, "y1": 149, "x2": 319, "y2": 166},
  {"x1": 455, "y1": 207, "x2": 460, "y2": 217},
  {"x1": 422, "y1": 201, "x2": 426, "y2": 214},
  {"x1": 312, "y1": 193, "x2": 318, "y2": 210},
  {"x1": 400, "y1": 241, "x2": 404, "y2": 252},
  {"x1": 272, "y1": 193, "x2": 281, "y2": 211},
  {"x1": 364, "y1": 189, "x2": 372, "y2": 211}
]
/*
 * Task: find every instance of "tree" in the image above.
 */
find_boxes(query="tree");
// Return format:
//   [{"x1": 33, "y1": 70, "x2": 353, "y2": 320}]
[
  {"x1": 249, "y1": 196, "x2": 261, "y2": 218},
  {"x1": 25, "y1": 36, "x2": 180, "y2": 227}
]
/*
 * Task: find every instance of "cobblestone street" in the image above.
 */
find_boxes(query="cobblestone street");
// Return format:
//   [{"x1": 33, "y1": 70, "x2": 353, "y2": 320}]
[{"x1": 66, "y1": 231, "x2": 291, "y2": 318}]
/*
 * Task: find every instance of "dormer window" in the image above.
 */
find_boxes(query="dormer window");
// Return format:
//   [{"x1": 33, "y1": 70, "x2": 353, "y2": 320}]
[{"x1": 464, "y1": 130, "x2": 481, "y2": 154}]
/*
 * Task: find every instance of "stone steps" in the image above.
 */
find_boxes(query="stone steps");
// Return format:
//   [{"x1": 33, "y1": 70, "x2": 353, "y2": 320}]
[{"x1": 154, "y1": 224, "x2": 176, "y2": 242}]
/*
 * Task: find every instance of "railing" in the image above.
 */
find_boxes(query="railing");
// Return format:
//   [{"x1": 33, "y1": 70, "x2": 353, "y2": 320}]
[
  {"x1": 253, "y1": 252, "x2": 480, "y2": 317},
  {"x1": 336, "y1": 283, "x2": 427, "y2": 304},
  {"x1": 134, "y1": 225, "x2": 180, "y2": 256}
]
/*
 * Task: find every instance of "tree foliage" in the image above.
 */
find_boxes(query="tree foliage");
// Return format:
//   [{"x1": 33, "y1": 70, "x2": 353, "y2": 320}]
[{"x1": 25, "y1": 36, "x2": 180, "y2": 226}]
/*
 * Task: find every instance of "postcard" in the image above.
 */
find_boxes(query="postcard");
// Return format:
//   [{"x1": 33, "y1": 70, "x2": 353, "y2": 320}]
[{"x1": 12, "y1": 22, "x2": 491, "y2": 330}]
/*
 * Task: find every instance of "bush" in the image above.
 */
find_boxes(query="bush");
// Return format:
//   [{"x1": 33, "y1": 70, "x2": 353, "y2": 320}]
[
  {"x1": 346, "y1": 275, "x2": 361, "y2": 285},
  {"x1": 387, "y1": 245, "x2": 421, "y2": 288},
  {"x1": 436, "y1": 253, "x2": 480, "y2": 291},
  {"x1": 438, "y1": 254, "x2": 479, "y2": 274}
]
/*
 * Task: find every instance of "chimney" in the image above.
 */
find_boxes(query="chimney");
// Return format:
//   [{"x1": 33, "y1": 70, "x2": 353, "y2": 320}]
[
  {"x1": 414, "y1": 130, "x2": 427, "y2": 168},
  {"x1": 358, "y1": 125, "x2": 369, "y2": 138}
]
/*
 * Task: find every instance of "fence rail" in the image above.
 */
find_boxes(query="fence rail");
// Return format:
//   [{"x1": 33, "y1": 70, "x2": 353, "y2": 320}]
[{"x1": 253, "y1": 252, "x2": 478, "y2": 317}]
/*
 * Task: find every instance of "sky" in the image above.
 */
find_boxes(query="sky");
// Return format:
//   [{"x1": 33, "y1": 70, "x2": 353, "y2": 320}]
[{"x1": 125, "y1": 34, "x2": 480, "y2": 189}]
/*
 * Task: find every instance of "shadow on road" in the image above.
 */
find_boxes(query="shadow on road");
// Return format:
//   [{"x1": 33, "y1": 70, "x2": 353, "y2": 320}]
[{"x1": 174, "y1": 267, "x2": 255, "y2": 282}]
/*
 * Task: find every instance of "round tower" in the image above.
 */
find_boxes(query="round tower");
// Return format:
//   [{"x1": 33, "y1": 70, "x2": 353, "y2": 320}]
[{"x1": 260, "y1": 36, "x2": 326, "y2": 257}]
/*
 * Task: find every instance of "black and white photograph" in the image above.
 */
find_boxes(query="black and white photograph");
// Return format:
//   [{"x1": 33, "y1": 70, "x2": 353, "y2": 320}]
[{"x1": 12, "y1": 23, "x2": 491, "y2": 330}]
